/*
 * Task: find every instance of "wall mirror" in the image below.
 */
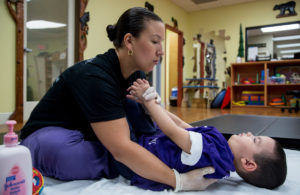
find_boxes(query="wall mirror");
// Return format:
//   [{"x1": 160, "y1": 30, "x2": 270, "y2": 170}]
[
  {"x1": 7, "y1": 0, "x2": 88, "y2": 122},
  {"x1": 245, "y1": 21, "x2": 300, "y2": 62}
]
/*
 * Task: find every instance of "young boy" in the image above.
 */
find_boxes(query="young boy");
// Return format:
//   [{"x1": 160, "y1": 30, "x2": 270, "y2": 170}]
[{"x1": 126, "y1": 79, "x2": 287, "y2": 191}]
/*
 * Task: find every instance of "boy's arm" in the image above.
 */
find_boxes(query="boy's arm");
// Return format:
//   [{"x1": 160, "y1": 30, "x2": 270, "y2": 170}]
[
  {"x1": 131, "y1": 79, "x2": 192, "y2": 129},
  {"x1": 128, "y1": 79, "x2": 191, "y2": 153},
  {"x1": 165, "y1": 110, "x2": 193, "y2": 129},
  {"x1": 144, "y1": 100, "x2": 191, "y2": 154}
]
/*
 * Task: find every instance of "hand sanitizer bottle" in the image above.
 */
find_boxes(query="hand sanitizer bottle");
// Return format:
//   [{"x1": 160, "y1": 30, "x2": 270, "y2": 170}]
[{"x1": 0, "y1": 120, "x2": 32, "y2": 195}]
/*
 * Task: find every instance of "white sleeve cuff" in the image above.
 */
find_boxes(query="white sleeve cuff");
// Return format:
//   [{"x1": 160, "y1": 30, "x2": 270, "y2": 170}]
[{"x1": 181, "y1": 131, "x2": 203, "y2": 166}]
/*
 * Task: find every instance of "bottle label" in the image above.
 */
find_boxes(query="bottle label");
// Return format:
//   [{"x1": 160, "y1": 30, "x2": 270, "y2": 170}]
[{"x1": 1, "y1": 165, "x2": 26, "y2": 195}]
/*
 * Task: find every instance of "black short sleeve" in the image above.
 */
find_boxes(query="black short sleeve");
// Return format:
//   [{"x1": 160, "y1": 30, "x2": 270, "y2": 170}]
[{"x1": 71, "y1": 66, "x2": 126, "y2": 123}]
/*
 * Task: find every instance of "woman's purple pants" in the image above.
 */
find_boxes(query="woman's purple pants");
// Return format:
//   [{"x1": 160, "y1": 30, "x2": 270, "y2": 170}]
[{"x1": 21, "y1": 126, "x2": 119, "y2": 180}]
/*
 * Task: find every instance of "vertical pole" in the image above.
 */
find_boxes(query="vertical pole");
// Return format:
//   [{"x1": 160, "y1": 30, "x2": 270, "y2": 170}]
[
  {"x1": 78, "y1": 0, "x2": 89, "y2": 61},
  {"x1": 7, "y1": 0, "x2": 24, "y2": 123}
]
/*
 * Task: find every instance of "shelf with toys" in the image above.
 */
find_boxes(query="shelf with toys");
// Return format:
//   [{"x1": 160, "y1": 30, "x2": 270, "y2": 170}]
[{"x1": 231, "y1": 60, "x2": 300, "y2": 109}]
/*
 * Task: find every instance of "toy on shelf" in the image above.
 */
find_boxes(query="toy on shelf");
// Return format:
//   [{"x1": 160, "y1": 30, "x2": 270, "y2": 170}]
[
  {"x1": 281, "y1": 90, "x2": 300, "y2": 113},
  {"x1": 241, "y1": 77, "x2": 255, "y2": 85},
  {"x1": 32, "y1": 168, "x2": 44, "y2": 195},
  {"x1": 289, "y1": 72, "x2": 300, "y2": 84},
  {"x1": 268, "y1": 73, "x2": 286, "y2": 84},
  {"x1": 269, "y1": 98, "x2": 285, "y2": 106},
  {"x1": 232, "y1": 101, "x2": 246, "y2": 106},
  {"x1": 260, "y1": 70, "x2": 265, "y2": 84},
  {"x1": 256, "y1": 73, "x2": 259, "y2": 84},
  {"x1": 241, "y1": 91, "x2": 264, "y2": 105}
]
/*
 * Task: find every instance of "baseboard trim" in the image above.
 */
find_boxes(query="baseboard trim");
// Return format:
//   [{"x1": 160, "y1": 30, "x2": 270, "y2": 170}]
[{"x1": 0, "y1": 113, "x2": 12, "y2": 125}]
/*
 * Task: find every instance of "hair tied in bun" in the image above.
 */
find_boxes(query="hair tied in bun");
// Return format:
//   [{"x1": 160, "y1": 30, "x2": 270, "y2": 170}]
[{"x1": 106, "y1": 25, "x2": 117, "y2": 41}]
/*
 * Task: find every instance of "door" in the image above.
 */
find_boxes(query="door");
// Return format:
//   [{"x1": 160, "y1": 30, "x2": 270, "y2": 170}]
[
  {"x1": 24, "y1": 0, "x2": 75, "y2": 120},
  {"x1": 165, "y1": 24, "x2": 183, "y2": 106},
  {"x1": 166, "y1": 29, "x2": 178, "y2": 104}
]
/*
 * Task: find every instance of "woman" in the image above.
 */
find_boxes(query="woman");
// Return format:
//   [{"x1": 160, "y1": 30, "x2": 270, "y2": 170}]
[{"x1": 20, "y1": 7, "x2": 215, "y2": 192}]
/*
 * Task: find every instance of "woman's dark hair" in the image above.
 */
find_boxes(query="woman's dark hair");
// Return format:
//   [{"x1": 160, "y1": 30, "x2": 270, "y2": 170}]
[
  {"x1": 238, "y1": 140, "x2": 287, "y2": 189},
  {"x1": 106, "y1": 7, "x2": 163, "y2": 48}
]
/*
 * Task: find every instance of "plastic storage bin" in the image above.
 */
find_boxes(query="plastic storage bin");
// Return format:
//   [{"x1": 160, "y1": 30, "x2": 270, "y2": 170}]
[{"x1": 268, "y1": 76, "x2": 286, "y2": 84}]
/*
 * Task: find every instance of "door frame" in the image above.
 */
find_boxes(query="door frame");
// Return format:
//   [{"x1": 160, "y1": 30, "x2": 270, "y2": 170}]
[{"x1": 165, "y1": 24, "x2": 183, "y2": 107}]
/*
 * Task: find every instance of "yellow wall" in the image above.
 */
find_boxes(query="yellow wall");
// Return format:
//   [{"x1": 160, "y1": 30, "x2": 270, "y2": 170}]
[
  {"x1": 0, "y1": 0, "x2": 16, "y2": 113},
  {"x1": 1, "y1": 0, "x2": 299, "y2": 114},
  {"x1": 85, "y1": 0, "x2": 190, "y2": 58}
]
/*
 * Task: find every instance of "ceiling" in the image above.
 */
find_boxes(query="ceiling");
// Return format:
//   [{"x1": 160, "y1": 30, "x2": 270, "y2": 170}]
[
  {"x1": 27, "y1": 0, "x2": 67, "y2": 23},
  {"x1": 171, "y1": 0, "x2": 258, "y2": 12}
]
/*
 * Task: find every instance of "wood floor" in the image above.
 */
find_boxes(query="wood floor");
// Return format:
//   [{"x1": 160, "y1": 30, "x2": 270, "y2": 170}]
[
  {"x1": 1, "y1": 106, "x2": 299, "y2": 134},
  {"x1": 167, "y1": 106, "x2": 300, "y2": 124}
]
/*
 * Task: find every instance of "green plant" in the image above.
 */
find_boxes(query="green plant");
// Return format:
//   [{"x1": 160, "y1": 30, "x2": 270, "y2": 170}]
[{"x1": 238, "y1": 24, "x2": 244, "y2": 57}]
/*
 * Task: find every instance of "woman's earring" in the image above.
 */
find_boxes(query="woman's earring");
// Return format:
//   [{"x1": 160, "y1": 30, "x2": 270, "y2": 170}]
[{"x1": 128, "y1": 50, "x2": 133, "y2": 56}]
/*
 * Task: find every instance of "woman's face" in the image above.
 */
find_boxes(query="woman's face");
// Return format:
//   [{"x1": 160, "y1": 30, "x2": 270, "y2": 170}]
[{"x1": 131, "y1": 20, "x2": 165, "y2": 72}]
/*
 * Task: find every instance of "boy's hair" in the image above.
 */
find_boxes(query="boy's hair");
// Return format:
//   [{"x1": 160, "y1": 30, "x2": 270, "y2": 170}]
[{"x1": 237, "y1": 140, "x2": 287, "y2": 189}]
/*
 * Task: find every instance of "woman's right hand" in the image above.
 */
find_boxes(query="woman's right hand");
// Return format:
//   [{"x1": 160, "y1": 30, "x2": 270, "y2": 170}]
[{"x1": 173, "y1": 167, "x2": 217, "y2": 192}]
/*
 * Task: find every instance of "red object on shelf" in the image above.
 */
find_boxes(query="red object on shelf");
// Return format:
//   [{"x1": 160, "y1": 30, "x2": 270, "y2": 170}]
[{"x1": 241, "y1": 78, "x2": 255, "y2": 84}]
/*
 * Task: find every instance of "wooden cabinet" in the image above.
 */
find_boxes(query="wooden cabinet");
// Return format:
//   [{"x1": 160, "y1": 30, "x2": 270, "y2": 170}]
[{"x1": 231, "y1": 60, "x2": 300, "y2": 108}]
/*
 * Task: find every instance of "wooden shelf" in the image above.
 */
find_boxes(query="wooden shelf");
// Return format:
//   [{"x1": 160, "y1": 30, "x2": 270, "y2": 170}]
[
  {"x1": 232, "y1": 84, "x2": 264, "y2": 87},
  {"x1": 267, "y1": 84, "x2": 300, "y2": 87},
  {"x1": 232, "y1": 105, "x2": 265, "y2": 108},
  {"x1": 231, "y1": 59, "x2": 300, "y2": 109},
  {"x1": 268, "y1": 106, "x2": 289, "y2": 108},
  {"x1": 231, "y1": 61, "x2": 265, "y2": 66}
]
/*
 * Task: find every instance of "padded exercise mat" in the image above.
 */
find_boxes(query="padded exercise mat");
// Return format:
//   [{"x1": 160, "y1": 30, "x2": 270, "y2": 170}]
[
  {"x1": 261, "y1": 117, "x2": 300, "y2": 139},
  {"x1": 191, "y1": 114, "x2": 300, "y2": 149}
]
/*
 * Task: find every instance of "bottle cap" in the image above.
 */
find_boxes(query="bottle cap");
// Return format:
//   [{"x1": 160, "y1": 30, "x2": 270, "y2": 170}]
[{"x1": 4, "y1": 120, "x2": 18, "y2": 146}]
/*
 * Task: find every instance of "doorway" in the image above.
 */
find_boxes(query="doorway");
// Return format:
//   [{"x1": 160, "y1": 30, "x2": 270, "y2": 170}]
[
  {"x1": 165, "y1": 24, "x2": 183, "y2": 107},
  {"x1": 24, "y1": 0, "x2": 75, "y2": 120}
]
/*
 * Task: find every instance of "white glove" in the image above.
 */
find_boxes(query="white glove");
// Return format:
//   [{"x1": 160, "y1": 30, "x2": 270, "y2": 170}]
[
  {"x1": 143, "y1": 87, "x2": 161, "y2": 104},
  {"x1": 173, "y1": 167, "x2": 217, "y2": 192}
]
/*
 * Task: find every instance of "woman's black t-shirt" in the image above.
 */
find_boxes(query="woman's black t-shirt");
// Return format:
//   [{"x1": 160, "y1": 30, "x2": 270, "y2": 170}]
[{"x1": 20, "y1": 49, "x2": 145, "y2": 141}]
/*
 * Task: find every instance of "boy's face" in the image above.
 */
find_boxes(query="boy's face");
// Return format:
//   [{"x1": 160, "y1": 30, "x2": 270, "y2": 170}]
[{"x1": 228, "y1": 132, "x2": 275, "y2": 161}]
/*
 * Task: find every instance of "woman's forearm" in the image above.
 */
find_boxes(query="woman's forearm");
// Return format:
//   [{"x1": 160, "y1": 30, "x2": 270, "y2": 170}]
[
  {"x1": 91, "y1": 118, "x2": 176, "y2": 188},
  {"x1": 117, "y1": 140, "x2": 176, "y2": 188}
]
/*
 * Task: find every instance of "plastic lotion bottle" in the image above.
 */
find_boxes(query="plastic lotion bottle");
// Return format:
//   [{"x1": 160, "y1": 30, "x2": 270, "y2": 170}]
[{"x1": 0, "y1": 120, "x2": 32, "y2": 195}]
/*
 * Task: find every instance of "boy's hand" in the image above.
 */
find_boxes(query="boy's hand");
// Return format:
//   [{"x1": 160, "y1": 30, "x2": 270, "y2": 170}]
[
  {"x1": 127, "y1": 79, "x2": 150, "y2": 103},
  {"x1": 143, "y1": 87, "x2": 161, "y2": 104}
]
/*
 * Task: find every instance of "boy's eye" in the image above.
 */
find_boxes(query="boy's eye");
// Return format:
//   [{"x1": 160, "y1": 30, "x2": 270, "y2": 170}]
[{"x1": 152, "y1": 40, "x2": 158, "y2": 44}]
